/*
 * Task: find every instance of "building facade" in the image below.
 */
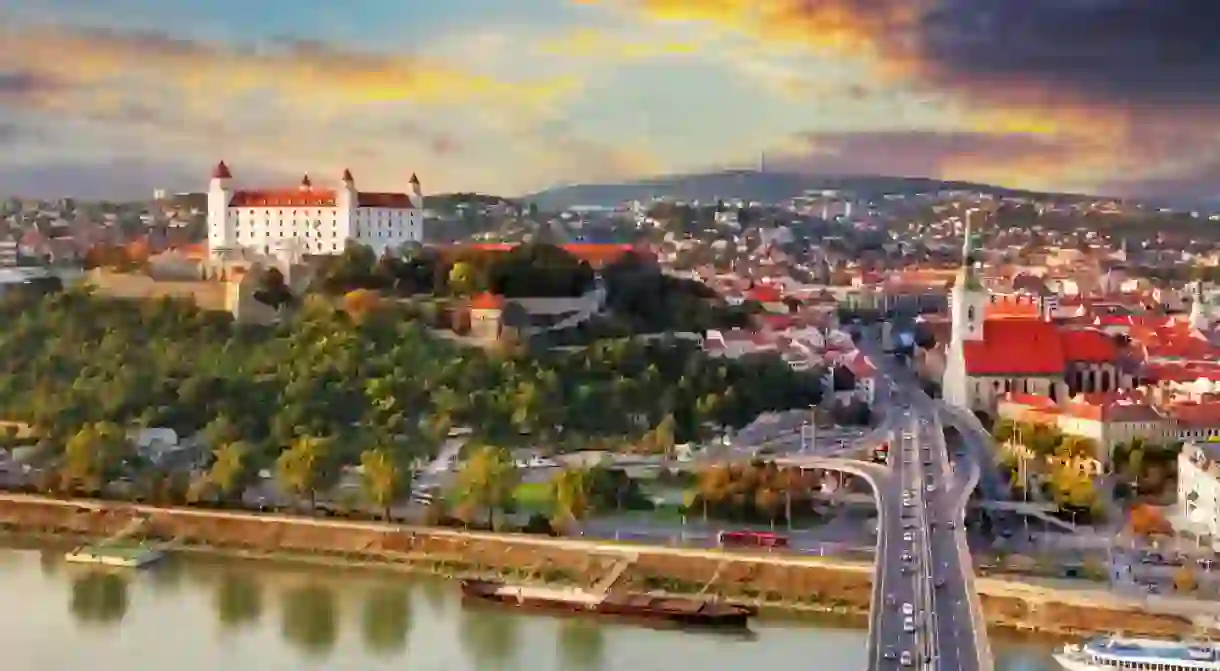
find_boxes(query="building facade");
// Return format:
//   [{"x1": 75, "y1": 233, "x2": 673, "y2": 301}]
[
  {"x1": 1178, "y1": 442, "x2": 1220, "y2": 544},
  {"x1": 206, "y1": 162, "x2": 424, "y2": 260}
]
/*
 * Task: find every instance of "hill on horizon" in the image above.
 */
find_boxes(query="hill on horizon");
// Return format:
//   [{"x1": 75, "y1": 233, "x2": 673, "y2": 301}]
[{"x1": 521, "y1": 170, "x2": 1099, "y2": 211}]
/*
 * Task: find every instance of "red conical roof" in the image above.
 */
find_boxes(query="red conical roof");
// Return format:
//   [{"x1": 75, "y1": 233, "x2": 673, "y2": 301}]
[
  {"x1": 212, "y1": 161, "x2": 232, "y2": 179},
  {"x1": 342, "y1": 168, "x2": 354, "y2": 182}
]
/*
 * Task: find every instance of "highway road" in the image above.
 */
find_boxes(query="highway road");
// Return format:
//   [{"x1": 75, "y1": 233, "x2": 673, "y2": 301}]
[{"x1": 861, "y1": 333, "x2": 992, "y2": 671}]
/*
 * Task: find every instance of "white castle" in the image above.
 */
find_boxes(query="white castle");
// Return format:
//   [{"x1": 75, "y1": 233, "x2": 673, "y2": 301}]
[{"x1": 206, "y1": 161, "x2": 425, "y2": 260}]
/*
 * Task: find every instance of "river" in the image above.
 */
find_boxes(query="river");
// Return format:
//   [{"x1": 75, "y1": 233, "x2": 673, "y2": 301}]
[{"x1": 0, "y1": 541, "x2": 1061, "y2": 670}]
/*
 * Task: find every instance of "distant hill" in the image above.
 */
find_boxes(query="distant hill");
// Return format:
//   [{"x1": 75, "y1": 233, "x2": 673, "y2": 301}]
[
  {"x1": 522, "y1": 170, "x2": 1095, "y2": 210},
  {"x1": 427, "y1": 192, "x2": 519, "y2": 212}
]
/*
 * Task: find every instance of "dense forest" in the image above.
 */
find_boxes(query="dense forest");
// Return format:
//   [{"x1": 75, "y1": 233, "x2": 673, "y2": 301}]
[{"x1": 0, "y1": 289, "x2": 823, "y2": 471}]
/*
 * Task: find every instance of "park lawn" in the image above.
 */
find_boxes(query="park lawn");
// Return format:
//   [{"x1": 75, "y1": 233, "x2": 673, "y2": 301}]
[{"x1": 512, "y1": 482, "x2": 553, "y2": 513}]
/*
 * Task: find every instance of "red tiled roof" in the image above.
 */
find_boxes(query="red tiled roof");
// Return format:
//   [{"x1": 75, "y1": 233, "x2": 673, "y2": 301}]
[
  {"x1": 469, "y1": 293, "x2": 504, "y2": 310},
  {"x1": 458, "y1": 243, "x2": 639, "y2": 265},
  {"x1": 226, "y1": 189, "x2": 414, "y2": 209},
  {"x1": 747, "y1": 284, "x2": 783, "y2": 303},
  {"x1": 1060, "y1": 328, "x2": 1118, "y2": 363},
  {"x1": 964, "y1": 319, "x2": 1065, "y2": 376},
  {"x1": 212, "y1": 161, "x2": 232, "y2": 179},
  {"x1": 356, "y1": 192, "x2": 413, "y2": 209},
  {"x1": 1166, "y1": 401, "x2": 1220, "y2": 428},
  {"x1": 229, "y1": 189, "x2": 338, "y2": 207},
  {"x1": 1000, "y1": 392, "x2": 1058, "y2": 409}
]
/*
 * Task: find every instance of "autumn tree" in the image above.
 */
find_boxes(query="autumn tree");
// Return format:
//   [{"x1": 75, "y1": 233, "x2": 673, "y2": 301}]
[
  {"x1": 208, "y1": 440, "x2": 254, "y2": 502},
  {"x1": 548, "y1": 467, "x2": 592, "y2": 534},
  {"x1": 453, "y1": 444, "x2": 519, "y2": 529},
  {"x1": 343, "y1": 289, "x2": 382, "y2": 324},
  {"x1": 448, "y1": 261, "x2": 479, "y2": 296},
  {"x1": 62, "y1": 422, "x2": 130, "y2": 493},
  {"x1": 275, "y1": 435, "x2": 336, "y2": 511},
  {"x1": 1128, "y1": 503, "x2": 1172, "y2": 537},
  {"x1": 1174, "y1": 565, "x2": 1198, "y2": 593},
  {"x1": 360, "y1": 448, "x2": 403, "y2": 520}
]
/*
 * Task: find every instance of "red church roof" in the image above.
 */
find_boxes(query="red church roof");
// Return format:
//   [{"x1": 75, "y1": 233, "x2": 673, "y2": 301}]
[
  {"x1": 963, "y1": 320, "x2": 1065, "y2": 376},
  {"x1": 963, "y1": 319, "x2": 1122, "y2": 376},
  {"x1": 1060, "y1": 328, "x2": 1119, "y2": 363}
]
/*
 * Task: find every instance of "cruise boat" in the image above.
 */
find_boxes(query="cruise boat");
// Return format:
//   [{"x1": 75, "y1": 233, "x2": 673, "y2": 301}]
[{"x1": 1055, "y1": 636, "x2": 1220, "y2": 670}]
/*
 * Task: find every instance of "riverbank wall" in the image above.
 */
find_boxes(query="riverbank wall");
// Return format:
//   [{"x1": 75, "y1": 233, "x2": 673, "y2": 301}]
[{"x1": 0, "y1": 493, "x2": 1204, "y2": 638}]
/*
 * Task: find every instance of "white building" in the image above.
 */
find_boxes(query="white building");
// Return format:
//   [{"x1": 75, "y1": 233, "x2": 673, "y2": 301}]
[
  {"x1": 206, "y1": 162, "x2": 424, "y2": 260},
  {"x1": 1178, "y1": 442, "x2": 1220, "y2": 545},
  {"x1": 0, "y1": 239, "x2": 16, "y2": 267}
]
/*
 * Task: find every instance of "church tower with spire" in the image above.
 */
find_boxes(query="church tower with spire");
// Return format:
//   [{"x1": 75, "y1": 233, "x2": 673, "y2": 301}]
[
  {"x1": 941, "y1": 213, "x2": 988, "y2": 409},
  {"x1": 1189, "y1": 281, "x2": 1210, "y2": 331}
]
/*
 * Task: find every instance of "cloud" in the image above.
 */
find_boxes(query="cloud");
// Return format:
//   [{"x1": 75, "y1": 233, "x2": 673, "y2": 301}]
[
  {"x1": 776, "y1": 130, "x2": 1078, "y2": 179},
  {"x1": 0, "y1": 19, "x2": 620, "y2": 196},
  {"x1": 538, "y1": 27, "x2": 703, "y2": 60},
  {"x1": 592, "y1": 0, "x2": 1220, "y2": 197},
  {"x1": 597, "y1": 0, "x2": 1220, "y2": 111},
  {"x1": 0, "y1": 24, "x2": 574, "y2": 113}
]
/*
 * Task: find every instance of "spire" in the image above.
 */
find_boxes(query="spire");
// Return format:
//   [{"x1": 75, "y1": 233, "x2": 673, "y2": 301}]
[
  {"x1": 300, "y1": 173, "x2": 311, "y2": 190},
  {"x1": 212, "y1": 161, "x2": 232, "y2": 179},
  {"x1": 409, "y1": 172, "x2": 420, "y2": 185},
  {"x1": 961, "y1": 212, "x2": 974, "y2": 266},
  {"x1": 341, "y1": 168, "x2": 354, "y2": 183}
]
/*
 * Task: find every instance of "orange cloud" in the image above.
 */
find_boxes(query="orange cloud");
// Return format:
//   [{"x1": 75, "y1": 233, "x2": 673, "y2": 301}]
[{"x1": 0, "y1": 24, "x2": 574, "y2": 114}]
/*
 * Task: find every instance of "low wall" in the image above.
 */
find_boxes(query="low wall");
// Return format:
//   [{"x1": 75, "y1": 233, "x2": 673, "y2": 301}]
[{"x1": 0, "y1": 493, "x2": 1204, "y2": 637}]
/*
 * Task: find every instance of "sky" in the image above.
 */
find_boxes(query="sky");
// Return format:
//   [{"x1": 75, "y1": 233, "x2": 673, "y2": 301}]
[{"x1": 1, "y1": 0, "x2": 1219, "y2": 201}]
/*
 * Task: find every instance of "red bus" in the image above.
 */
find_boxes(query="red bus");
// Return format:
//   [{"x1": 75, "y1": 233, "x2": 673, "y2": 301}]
[{"x1": 718, "y1": 530, "x2": 790, "y2": 549}]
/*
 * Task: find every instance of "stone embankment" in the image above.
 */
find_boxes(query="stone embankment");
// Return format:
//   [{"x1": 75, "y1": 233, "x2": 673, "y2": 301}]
[{"x1": 0, "y1": 493, "x2": 1203, "y2": 638}]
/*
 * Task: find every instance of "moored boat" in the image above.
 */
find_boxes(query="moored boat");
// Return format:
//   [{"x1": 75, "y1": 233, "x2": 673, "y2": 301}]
[
  {"x1": 460, "y1": 580, "x2": 755, "y2": 629},
  {"x1": 1053, "y1": 635, "x2": 1220, "y2": 670}
]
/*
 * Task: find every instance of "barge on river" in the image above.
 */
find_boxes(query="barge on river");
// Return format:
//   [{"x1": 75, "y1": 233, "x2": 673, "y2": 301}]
[{"x1": 460, "y1": 580, "x2": 755, "y2": 629}]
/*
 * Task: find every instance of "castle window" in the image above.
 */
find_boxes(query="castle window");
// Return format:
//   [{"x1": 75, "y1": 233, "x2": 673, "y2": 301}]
[{"x1": 967, "y1": 306, "x2": 975, "y2": 321}]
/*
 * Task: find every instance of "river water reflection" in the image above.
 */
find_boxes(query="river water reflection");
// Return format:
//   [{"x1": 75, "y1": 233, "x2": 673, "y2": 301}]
[{"x1": 0, "y1": 541, "x2": 1060, "y2": 670}]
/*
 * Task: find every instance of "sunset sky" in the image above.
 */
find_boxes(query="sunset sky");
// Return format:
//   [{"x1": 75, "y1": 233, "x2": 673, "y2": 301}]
[{"x1": 1, "y1": 0, "x2": 1217, "y2": 201}]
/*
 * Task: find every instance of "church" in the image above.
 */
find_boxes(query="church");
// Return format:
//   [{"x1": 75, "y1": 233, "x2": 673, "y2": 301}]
[
  {"x1": 940, "y1": 224, "x2": 1129, "y2": 417},
  {"x1": 206, "y1": 161, "x2": 425, "y2": 261}
]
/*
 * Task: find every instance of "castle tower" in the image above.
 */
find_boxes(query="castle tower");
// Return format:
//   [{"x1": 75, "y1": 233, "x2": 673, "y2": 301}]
[
  {"x1": 942, "y1": 212, "x2": 987, "y2": 409},
  {"x1": 409, "y1": 172, "x2": 424, "y2": 209},
  {"x1": 207, "y1": 161, "x2": 234, "y2": 258}
]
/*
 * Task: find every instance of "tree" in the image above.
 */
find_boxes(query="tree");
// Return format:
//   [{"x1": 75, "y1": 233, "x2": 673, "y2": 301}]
[
  {"x1": 448, "y1": 261, "x2": 479, "y2": 296},
  {"x1": 1057, "y1": 436, "x2": 1097, "y2": 459},
  {"x1": 342, "y1": 289, "x2": 382, "y2": 324},
  {"x1": 991, "y1": 417, "x2": 1016, "y2": 443},
  {"x1": 275, "y1": 435, "x2": 335, "y2": 511},
  {"x1": 62, "y1": 422, "x2": 130, "y2": 492},
  {"x1": 453, "y1": 444, "x2": 519, "y2": 529},
  {"x1": 755, "y1": 488, "x2": 782, "y2": 528},
  {"x1": 253, "y1": 266, "x2": 295, "y2": 310},
  {"x1": 651, "y1": 414, "x2": 677, "y2": 460},
  {"x1": 548, "y1": 467, "x2": 592, "y2": 533},
  {"x1": 1128, "y1": 503, "x2": 1172, "y2": 537},
  {"x1": 360, "y1": 448, "x2": 403, "y2": 520},
  {"x1": 1174, "y1": 565, "x2": 1198, "y2": 593},
  {"x1": 208, "y1": 440, "x2": 253, "y2": 502}
]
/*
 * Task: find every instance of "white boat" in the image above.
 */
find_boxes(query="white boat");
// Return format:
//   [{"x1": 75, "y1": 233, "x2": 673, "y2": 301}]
[{"x1": 1054, "y1": 636, "x2": 1220, "y2": 670}]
